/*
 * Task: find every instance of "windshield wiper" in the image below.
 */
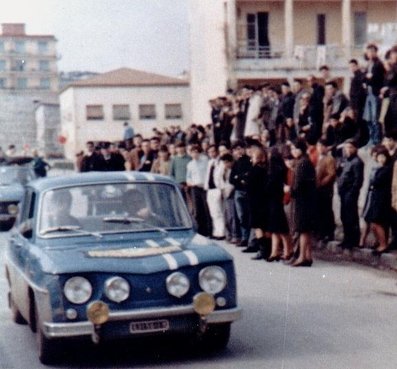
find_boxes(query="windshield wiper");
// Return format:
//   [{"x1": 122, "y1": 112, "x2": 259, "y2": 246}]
[
  {"x1": 40, "y1": 225, "x2": 103, "y2": 238},
  {"x1": 102, "y1": 216, "x2": 168, "y2": 235}
]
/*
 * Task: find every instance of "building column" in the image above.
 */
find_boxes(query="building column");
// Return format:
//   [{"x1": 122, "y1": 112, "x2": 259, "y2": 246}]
[
  {"x1": 342, "y1": 0, "x2": 352, "y2": 57},
  {"x1": 284, "y1": 0, "x2": 294, "y2": 58},
  {"x1": 226, "y1": 0, "x2": 237, "y2": 88}
]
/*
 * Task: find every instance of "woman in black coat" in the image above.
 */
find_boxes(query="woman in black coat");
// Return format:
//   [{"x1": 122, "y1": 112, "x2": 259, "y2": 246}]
[
  {"x1": 245, "y1": 146, "x2": 271, "y2": 260},
  {"x1": 287, "y1": 139, "x2": 317, "y2": 267},
  {"x1": 363, "y1": 146, "x2": 393, "y2": 254},
  {"x1": 266, "y1": 147, "x2": 293, "y2": 261}
]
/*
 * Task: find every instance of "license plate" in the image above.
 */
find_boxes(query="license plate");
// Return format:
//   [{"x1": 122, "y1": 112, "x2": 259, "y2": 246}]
[{"x1": 129, "y1": 319, "x2": 170, "y2": 334}]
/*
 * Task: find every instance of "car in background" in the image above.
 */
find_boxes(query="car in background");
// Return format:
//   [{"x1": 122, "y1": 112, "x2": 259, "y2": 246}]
[
  {"x1": 0, "y1": 158, "x2": 36, "y2": 230},
  {"x1": 5, "y1": 172, "x2": 241, "y2": 365}
]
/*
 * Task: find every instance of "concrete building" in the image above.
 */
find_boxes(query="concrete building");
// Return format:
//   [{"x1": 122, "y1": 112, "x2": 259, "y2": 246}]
[
  {"x1": 189, "y1": 0, "x2": 397, "y2": 124},
  {"x1": 0, "y1": 23, "x2": 59, "y2": 151},
  {"x1": 60, "y1": 67, "x2": 190, "y2": 160},
  {"x1": 35, "y1": 103, "x2": 63, "y2": 157}
]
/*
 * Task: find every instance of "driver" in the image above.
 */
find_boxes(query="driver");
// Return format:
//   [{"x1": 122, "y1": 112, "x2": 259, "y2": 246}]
[
  {"x1": 123, "y1": 189, "x2": 152, "y2": 219},
  {"x1": 44, "y1": 190, "x2": 80, "y2": 228}
]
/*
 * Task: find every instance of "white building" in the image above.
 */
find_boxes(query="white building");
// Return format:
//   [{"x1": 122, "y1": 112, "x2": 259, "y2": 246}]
[
  {"x1": 60, "y1": 67, "x2": 190, "y2": 160},
  {"x1": 189, "y1": 0, "x2": 397, "y2": 124}
]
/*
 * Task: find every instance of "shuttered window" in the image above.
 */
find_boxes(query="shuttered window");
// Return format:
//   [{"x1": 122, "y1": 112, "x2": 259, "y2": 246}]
[
  {"x1": 139, "y1": 104, "x2": 156, "y2": 120},
  {"x1": 165, "y1": 104, "x2": 183, "y2": 119},
  {"x1": 86, "y1": 105, "x2": 104, "y2": 120},
  {"x1": 112, "y1": 104, "x2": 130, "y2": 120}
]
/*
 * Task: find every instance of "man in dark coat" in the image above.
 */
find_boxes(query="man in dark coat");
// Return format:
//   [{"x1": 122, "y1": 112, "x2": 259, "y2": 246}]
[
  {"x1": 278, "y1": 82, "x2": 295, "y2": 142},
  {"x1": 229, "y1": 141, "x2": 252, "y2": 247},
  {"x1": 307, "y1": 75, "x2": 324, "y2": 142},
  {"x1": 97, "y1": 142, "x2": 125, "y2": 171},
  {"x1": 349, "y1": 59, "x2": 367, "y2": 119},
  {"x1": 337, "y1": 139, "x2": 364, "y2": 250},
  {"x1": 81, "y1": 141, "x2": 102, "y2": 172}
]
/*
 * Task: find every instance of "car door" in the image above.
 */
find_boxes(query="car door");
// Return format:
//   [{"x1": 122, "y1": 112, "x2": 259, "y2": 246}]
[{"x1": 8, "y1": 189, "x2": 36, "y2": 318}]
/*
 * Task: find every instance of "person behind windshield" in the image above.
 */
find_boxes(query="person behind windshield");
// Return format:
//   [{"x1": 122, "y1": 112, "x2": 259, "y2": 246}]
[
  {"x1": 123, "y1": 189, "x2": 153, "y2": 220},
  {"x1": 42, "y1": 190, "x2": 80, "y2": 229}
]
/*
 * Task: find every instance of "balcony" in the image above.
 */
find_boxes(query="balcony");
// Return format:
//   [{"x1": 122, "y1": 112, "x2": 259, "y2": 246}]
[{"x1": 234, "y1": 42, "x2": 354, "y2": 75}]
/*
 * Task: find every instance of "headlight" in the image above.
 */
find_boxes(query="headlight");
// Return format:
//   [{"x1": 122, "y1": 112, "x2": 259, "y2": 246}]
[
  {"x1": 166, "y1": 272, "x2": 190, "y2": 298},
  {"x1": 64, "y1": 277, "x2": 92, "y2": 304},
  {"x1": 199, "y1": 266, "x2": 227, "y2": 294},
  {"x1": 104, "y1": 276, "x2": 130, "y2": 303},
  {"x1": 7, "y1": 204, "x2": 18, "y2": 215}
]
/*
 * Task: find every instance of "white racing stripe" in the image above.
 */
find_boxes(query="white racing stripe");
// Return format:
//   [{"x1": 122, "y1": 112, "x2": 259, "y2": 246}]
[
  {"x1": 183, "y1": 250, "x2": 199, "y2": 266},
  {"x1": 146, "y1": 239, "x2": 159, "y2": 248},
  {"x1": 144, "y1": 173, "x2": 156, "y2": 181},
  {"x1": 124, "y1": 172, "x2": 136, "y2": 181},
  {"x1": 165, "y1": 237, "x2": 181, "y2": 246},
  {"x1": 162, "y1": 254, "x2": 178, "y2": 270}
]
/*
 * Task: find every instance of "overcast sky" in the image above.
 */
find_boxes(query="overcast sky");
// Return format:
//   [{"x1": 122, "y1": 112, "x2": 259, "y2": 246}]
[{"x1": 0, "y1": 0, "x2": 189, "y2": 76}]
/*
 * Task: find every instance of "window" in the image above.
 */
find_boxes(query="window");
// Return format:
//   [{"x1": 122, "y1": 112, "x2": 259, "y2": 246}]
[
  {"x1": 38, "y1": 41, "x2": 48, "y2": 53},
  {"x1": 15, "y1": 41, "x2": 25, "y2": 53},
  {"x1": 86, "y1": 105, "x2": 104, "y2": 120},
  {"x1": 0, "y1": 41, "x2": 4, "y2": 52},
  {"x1": 17, "y1": 78, "x2": 27, "y2": 89},
  {"x1": 139, "y1": 104, "x2": 156, "y2": 120},
  {"x1": 39, "y1": 60, "x2": 50, "y2": 71},
  {"x1": 246, "y1": 12, "x2": 270, "y2": 58},
  {"x1": 165, "y1": 104, "x2": 183, "y2": 119},
  {"x1": 13, "y1": 59, "x2": 25, "y2": 71},
  {"x1": 354, "y1": 12, "x2": 367, "y2": 47},
  {"x1": 40, "y1": 78, "x2": 50, "y2": 90},
  {"x1": 0, "y1": 79, "x2": 6, "y2": 88},
  {"x1": 0, "y1": 60, "x2": 5, "y2": 71},
  {"x1": 112, "y1": 104, "x2": 130, "y2": 120},
  {"x1": 317, "y1": 14, "x2": 326, "y2": 45}
]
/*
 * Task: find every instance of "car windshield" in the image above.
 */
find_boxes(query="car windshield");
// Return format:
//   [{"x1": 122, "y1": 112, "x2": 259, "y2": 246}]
[
  {"x1": 0, "y1": 167, "x2": 35, "y2": 185},
  {"x1": 38, "y1": 182, "x2": 191, "y2": 237}
]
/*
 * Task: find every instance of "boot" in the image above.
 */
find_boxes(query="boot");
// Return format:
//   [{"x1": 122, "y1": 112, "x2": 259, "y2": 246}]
[
  {"x1": 242, "y1": 238, "x2": 260, "y2": 253},
  {"x1": 251, "y1": 237, "x2": 271, "y2": 259}
]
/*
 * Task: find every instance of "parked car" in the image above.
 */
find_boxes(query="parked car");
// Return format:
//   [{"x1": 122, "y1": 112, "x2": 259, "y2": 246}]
[
  {"x1": 0, "y1": 162, "x2": 37, "y2": 230},
  {"x1": 5, "y1": 172, "x2": 241, "y2": 364}
]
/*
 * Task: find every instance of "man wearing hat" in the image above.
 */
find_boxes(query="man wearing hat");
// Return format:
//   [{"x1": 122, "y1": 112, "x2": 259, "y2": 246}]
[
  {"x1": 337, "y1": 139, "x2": 364, "y2": 250},
  {"x1": 98, "y1": 142, "x2": 125, "y2": 171}
]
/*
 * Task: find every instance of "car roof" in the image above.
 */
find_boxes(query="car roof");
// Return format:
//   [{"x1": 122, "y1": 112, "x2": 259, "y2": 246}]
[{"x1": 28, "y1": 171, "x2": 176, "y2": 192}]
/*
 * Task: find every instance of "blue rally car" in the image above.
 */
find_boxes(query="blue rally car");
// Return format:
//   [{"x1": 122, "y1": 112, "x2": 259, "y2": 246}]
[{"x1": 5, "y1": 172, "x2": 241, "y2": 364}]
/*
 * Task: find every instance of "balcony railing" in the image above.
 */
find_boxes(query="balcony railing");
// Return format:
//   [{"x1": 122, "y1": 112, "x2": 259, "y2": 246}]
[{"x1": 236, "y1": 41, "x2": 355, "y2": 71}]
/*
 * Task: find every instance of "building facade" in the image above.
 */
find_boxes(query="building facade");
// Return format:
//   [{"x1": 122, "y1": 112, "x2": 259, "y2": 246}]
[
  {"x1": 189, "y1": 0, "x2": 397, "y2": 124},
  {"x1": 60, "y1": 68, "x2": 190, "y2": 160},
  {"x1": 0, "y1": 23, "x2": 59, "y2": 152}
]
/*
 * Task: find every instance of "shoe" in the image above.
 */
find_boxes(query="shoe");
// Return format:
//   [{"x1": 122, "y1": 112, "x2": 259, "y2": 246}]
[
  {"x1": 372, "y1": 247, "x2": 390, "y2": 256},
  {"x1": 242, "y1": 245, "x2": 259, "y2": 253},
  {"x1": 213, "y1": 236, "x2": 226, "y2": 241},
  {"x1": 291, "y1": 259, "x2": 312, "y2": 267},
  {"x1": 267, "y1": 255, "x2": 281, "y2": 262},
  {"x1": 237, "y1": 240, "x2": 248, "y2": 247},
  {"x1": 230, "y1": 238, "x2": 240, "y2": 244}
]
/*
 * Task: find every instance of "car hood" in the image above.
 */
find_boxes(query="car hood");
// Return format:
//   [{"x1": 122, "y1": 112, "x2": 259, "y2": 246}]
[
  {"x1": 0, "y1": 183, "x2": 24, "y2": 201},
  {"x1": 33, "y1": 233, "x2": 233, "y2": 275}
]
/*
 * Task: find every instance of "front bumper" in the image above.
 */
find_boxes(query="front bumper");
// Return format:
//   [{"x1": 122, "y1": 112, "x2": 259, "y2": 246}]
[{"x1": 43, "y1": 304, "x2": 242, "y2": 338}]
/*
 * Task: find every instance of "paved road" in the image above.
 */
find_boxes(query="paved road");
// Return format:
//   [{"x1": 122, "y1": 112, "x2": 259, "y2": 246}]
[{"x1": 0, "y1": 231, "x2": 396, "y2": 369}]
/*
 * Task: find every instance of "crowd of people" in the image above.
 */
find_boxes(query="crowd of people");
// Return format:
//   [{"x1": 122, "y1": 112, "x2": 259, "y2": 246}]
[{"x1": 75, "y1": 43, "x2": 397, "y2": 267}]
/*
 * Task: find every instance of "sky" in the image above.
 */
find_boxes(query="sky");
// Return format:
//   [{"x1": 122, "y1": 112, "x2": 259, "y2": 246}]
[{"x1": 0, "y1": 0, "x2": 190, "y2": 76}]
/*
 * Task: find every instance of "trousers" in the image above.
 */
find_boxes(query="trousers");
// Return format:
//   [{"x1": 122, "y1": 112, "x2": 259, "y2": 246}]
[{"x1": 206, "y1": 188, "x2": 225, "y2": 237}]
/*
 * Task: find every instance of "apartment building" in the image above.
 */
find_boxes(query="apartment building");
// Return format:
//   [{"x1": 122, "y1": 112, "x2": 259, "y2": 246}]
[
  {"x1": 60, "y1": 67, "x2": 190, "y2": 159},
  {"x1": 0, "y1": 23, "x2": 59, "y2": 152},
  {"x1": 189, "y1": 0, "x2": 397, "y2": 124}
]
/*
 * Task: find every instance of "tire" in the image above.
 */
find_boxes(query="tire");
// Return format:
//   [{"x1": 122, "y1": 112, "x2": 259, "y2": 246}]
[
  {"x1": 197, "y1": 323, "x2": 231, "y2": 352},
  {"x1": 34, "y1": 301, "x2": 59, "y2": 365},
  {"x1": 9, "y1": 292, "x2": 27, "y2": 325}
]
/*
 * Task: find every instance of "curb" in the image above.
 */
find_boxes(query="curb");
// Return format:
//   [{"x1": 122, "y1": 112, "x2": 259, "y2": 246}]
[{"x1": 314, "y1": 240, "x2": 397, "y2": 272}]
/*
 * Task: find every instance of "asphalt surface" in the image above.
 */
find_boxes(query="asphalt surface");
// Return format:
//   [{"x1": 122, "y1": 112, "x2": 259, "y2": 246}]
[{"x1": 0, "y1": 230, "x2": 396, "y2": 369}]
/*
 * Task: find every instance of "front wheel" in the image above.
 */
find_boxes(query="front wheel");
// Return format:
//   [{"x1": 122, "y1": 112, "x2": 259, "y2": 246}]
[
  {"x1": 196, "y1": 323, "x2": 231, "y2": 352},
  {"x1": 35, "y1": 302, "x2": 59, "y2": 365}
]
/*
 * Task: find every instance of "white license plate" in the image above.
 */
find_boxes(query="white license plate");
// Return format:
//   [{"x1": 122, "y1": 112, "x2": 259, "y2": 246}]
[{"x1": 129, "y1": 319, "x2": 170, "y2": 334}]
